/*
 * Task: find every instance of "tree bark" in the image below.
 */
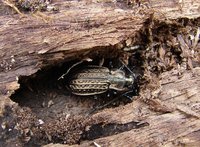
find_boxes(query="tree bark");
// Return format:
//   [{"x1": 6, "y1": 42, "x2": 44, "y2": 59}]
[
  {"x1": 0, "y1": 0, "x2": 200, "y2": 146},
  {"x1": 0, "y1": 0, "x2": 200, "y2": 93}
]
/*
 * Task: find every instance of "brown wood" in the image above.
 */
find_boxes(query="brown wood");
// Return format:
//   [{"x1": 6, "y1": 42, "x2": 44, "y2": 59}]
[
  {"x1": 77, "y1": 68, "x2": 200, "y2": 147},
  {"x1": 0, "y1": 0, "x2": 200, "y2": 94},
  {"x1": 0, "y1": 0, "x2": 146, "y2": 93},
  {"x1": 0, "y1": 0, "x2": 200, "y2": 146},
  {"x1": 42, "y1": 68, "x2": 200, "y2": 147}
]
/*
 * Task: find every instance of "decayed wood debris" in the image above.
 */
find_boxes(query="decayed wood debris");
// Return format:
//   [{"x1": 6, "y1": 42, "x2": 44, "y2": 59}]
[{"x1": 0, "y1": 0, "x2": 200, "y2": 146}]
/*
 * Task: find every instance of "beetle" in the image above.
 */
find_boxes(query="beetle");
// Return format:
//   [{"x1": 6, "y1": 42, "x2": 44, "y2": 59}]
[{"x1": 59, "y1": 59, "x2": 139, "y2": 99}]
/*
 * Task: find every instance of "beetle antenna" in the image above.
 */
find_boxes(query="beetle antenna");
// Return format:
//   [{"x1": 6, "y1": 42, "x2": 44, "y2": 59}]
[
  {"x1": 58, "y1": 61, "x2": 83, "y2": 80},
  {"x1": 58, "y1": 58, "x2": 92, "y2": 80},
  {"x1": 119, "y1": 59, "x2": 135, "y2": 77}
]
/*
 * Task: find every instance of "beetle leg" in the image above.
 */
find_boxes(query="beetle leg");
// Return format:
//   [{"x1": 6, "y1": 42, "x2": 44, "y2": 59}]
[
  {"x1": 119, "y1": 59, "x2": 136, "y2": 77},
  {"x1": 109, "y1": 61, "x2": 114, "y2": 69},
  {"x1": 118, "y1": 64, "x2": 125, "y2": 70},
  {"x1": 113, "y1": 91, "x2": 117, "y2": 95},
  {"x1": 88, "y1": 95, "x2": 121, "y2": 115},
  {"x1": 88, "y1": 90, "x2": 134, "y2": 115},
  {"x1": 106, "y1": 89, "x2": 118, "y2": 98},
  {"x1": 99, "y1": 57, "x2": 104, "y2": 67},
  {"x1": 107, "y1": 93, "x2": 111, "y2": 98},
  {"x1": 93, "y1": 95, "x2": 98, "y2": 100},
  {"x1": 133, "y1": 85, "x2": 139, "y2": 96},
  {"x1": 121, "y1": 91, "x2": 134, "y2": 100}
]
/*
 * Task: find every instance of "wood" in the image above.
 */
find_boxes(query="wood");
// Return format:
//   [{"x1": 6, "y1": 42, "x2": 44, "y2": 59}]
[
  {"x1": 0, "y1": 0, "x2": 200, "y2": 94},
  {"x1": 81, "y1": 68, "x2": 200, "y2": 146},
  {"x1": 0, "y1": 0, "x2": 200, "y2": 146},
  {"x1": 0, "y1": 0, "x2": 146, "y2": 93},
  {"x1": 43, "y1": 68, "x2": 200, "y2": 147}
]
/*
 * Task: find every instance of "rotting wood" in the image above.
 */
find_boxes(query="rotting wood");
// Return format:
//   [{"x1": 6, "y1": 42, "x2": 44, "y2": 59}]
[
  {"x1": 42, "y1": 68, "x2": 200, "y2": 147},
  {"x1": 0, "y1": 1, "x2": 147, "y2": 95},
  {"x1": 0, "y1": 0, "x2": 200, "y2": 146},
  {"x1": 0, "y1": 0, "x2": 200, "y2": 95}
]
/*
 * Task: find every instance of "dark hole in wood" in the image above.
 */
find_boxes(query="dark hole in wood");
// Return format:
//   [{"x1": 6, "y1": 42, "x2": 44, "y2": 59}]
[
  {"x1": 10, "y1": 52, "x2": 142, "y2": 119},
  {"x1": 81, "y1": 121, "x2": 149, "y2": 141},
  {"x1": 9, "y1": 49, "x2": 143, "y2": 145}
]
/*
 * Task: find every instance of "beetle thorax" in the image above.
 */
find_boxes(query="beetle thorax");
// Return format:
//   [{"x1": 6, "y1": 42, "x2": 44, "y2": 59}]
[{"x1": 109, "y1": 70, "x2": 134, "y2": 91}]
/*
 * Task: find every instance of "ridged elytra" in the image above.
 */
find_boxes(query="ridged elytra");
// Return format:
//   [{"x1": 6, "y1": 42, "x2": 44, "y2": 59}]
[{"x1": 67, "y1": 65, "x2": 135, "y2": 96}]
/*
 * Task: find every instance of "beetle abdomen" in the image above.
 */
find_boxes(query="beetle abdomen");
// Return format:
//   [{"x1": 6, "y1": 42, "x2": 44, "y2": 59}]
[
  {"x1": 69, "y1": 79, "x2": 109, "y2": 95},
  {"x1": 68, "y1": 66, "x2": 110, "y2": 95}
]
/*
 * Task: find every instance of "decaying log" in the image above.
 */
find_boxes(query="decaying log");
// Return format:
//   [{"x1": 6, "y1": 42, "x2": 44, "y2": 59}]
[
  {"x1": 0, "y1": 0, "x2": 200, "y2": 93},
  {"x1": 40, "y1": 68, "x2": 200, "y2": 147},
  {"x1": 0, "y1": 0, "x2": 200, "y2": 146},
  {"x1": 76, "y1": 68, "x2": 200, "y2": 146},
  {"x1": 0, "y1": 0, "x2": 199, "y2": 93}
]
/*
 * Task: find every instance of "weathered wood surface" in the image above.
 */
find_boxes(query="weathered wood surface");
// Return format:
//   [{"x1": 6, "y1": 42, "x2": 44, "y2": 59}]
[
  {"x1": 42, "y1": 68, "x2": 200, "y2": 147},
  {"x1": 0, "y1": 0, "x2": 145, "y2": 94},
  {"x1": 43, "y1": 68, "x2": 200, "y2": 147},
  {"x1": 0, "y1": 0, "x2": 200, "y2": 94},
  {"x1": 0, "y1": 0, "x2": 200, "y2": 146}
]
